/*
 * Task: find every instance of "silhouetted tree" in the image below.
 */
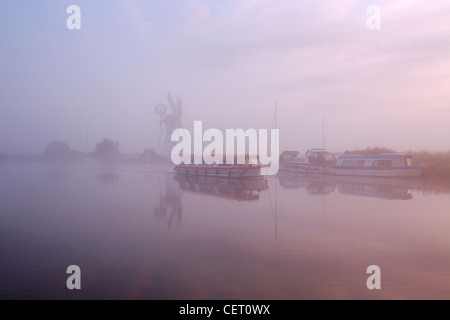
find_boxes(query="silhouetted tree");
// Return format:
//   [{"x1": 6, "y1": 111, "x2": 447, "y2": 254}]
[
  {"x1": 95, "y1": 138, "x2": 120, "y2": 160},
  {"x1": 45, "y1": 141, "x2": 72, "y2": 160}
]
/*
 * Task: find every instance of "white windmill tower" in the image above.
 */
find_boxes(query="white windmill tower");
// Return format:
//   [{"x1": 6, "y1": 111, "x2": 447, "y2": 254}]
[{"x1": 155, "y1": 92, "x2": 183, "y2": 159}]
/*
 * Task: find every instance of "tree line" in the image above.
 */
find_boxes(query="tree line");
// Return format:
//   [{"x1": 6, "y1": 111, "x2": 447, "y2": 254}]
[{"x1": 45, "y1": 138, "x2": 120, "y2": 161}]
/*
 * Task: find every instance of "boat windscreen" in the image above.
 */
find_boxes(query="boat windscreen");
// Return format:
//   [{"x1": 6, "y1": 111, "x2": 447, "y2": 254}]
[{"x1": 322, "y1": 154, "x2": 336, "y2": 161}]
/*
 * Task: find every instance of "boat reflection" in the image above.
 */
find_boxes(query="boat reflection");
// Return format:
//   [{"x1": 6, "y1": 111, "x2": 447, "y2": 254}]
[
  {"x1": 174, "y1": 174, "x2": 269, "y2": 201},
  {"x1": 154, "y1": 174, "x2": 268, "y2": 228},
  {"x1": 277, "y1": 172, "x2": 335, "y2": 196},
  {"x1": 277, "y1": 171, "x2": 422, "y2": 200},
  {"x1": 336, "y1": 177, "x2": 413, "y2": 200}
]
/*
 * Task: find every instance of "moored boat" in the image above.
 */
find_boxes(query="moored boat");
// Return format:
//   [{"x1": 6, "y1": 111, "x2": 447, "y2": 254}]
[
  {"x1": 279, "y1": 150, "x2": 301, "y2": 171},
  {"x1": 280, "y1": 149, "x2": 337, "y2": 174},
  {"x1": 332, "y1": 154, "x2": 425, "y2": 178},
  {"x1": 174, "y1": 154, "x2": 265, "y2": 178}
]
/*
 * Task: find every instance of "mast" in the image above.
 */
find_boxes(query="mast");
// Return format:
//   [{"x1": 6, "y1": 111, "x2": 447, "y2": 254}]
[
  {"x1": 272, "y1": 100, "x2": 278, "y2": 129},
  {"x1": 85, "y1": 125, "x2": 89, "y2": 155},
  {"x1": 274, "y1": 100, "x2": 278, "y2": 240},
  {"x1": 322, "y1": 116, "x2": 325, "y2": 149}
]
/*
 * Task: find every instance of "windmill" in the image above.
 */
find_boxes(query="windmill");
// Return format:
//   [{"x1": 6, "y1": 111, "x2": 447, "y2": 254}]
[
  {"x1": 154, "y1": 92, "x2": 183, "y2": 159},
  {"x1": 167, "y1": 92, "x2": 183, "y2": 128}
]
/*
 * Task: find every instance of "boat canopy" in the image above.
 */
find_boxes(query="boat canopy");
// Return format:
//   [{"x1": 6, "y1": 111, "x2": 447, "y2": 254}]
[{"x1": 305, "y1": 149, "x2": 337, "y2": 165}]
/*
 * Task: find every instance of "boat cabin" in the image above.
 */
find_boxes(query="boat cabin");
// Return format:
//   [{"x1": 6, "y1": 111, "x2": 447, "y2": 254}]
[
  {"x1": 336, "y1": 154, "x2": 413, "y2": 168},
  {"x1": 304, "y1": 149, "x2": 337, "y2": 166},
  {"x1": 279, "y1": 151, "x2": 301, "y2": 164}
]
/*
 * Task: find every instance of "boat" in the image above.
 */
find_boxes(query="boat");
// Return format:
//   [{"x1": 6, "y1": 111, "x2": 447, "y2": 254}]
[
  {"x1": 331, "y1": 154, "x2": 426, "y2": 178},
  {"x1": 279, "y1": 150, "x2": 301, "y2": 171},
  {"x1": 280, "y1": 149, "x2": 337, "y2": 174},
  {"x1": 174, "y1": 154, "x2": 266, "y2": 178}
]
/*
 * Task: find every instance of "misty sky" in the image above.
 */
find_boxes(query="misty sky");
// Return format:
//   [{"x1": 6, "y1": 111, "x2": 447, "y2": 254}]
[{"x1": 0, "y1": 0, "x2": 449, "y2": 154}]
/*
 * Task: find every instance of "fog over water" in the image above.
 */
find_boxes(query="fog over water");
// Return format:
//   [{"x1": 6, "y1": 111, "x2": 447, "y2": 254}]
[
  {"x1": 1, "y1": 161, "x2": 450, "y2": 299},
  {"x1": 1, "y1": 1, "x2": 450, "y2": 154}
]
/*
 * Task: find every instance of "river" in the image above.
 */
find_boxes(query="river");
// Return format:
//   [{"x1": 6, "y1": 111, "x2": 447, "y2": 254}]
[{"x1": 1, "y1": 161, "x2": 449, "y2": 299}]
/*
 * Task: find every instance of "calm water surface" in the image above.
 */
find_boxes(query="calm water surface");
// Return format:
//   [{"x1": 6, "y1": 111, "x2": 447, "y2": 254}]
[{"x1": 1, "y1": 161, "x2": 450, "y2": 299}]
